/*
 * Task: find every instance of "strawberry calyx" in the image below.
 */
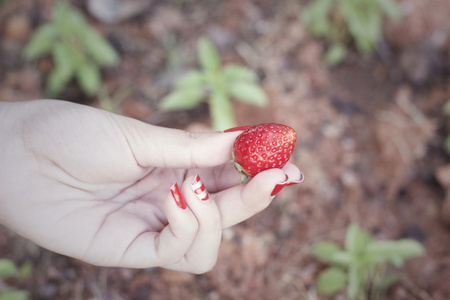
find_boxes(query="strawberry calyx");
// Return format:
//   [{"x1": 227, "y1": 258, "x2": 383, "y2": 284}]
[{"x1": 232, "y1": 151, "x2": 250, "y2": 183}]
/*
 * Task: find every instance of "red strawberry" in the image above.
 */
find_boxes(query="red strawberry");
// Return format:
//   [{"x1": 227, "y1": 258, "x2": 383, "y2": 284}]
[{"x1": 232, "y1": 123, "x2": 297, "y2": 182}]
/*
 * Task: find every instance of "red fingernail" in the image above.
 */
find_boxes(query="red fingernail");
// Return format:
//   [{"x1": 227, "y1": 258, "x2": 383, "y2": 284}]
[
  {"x1": 270, "y1": 172, "x2": 304, "y2": 197},
  {"x1": 170, "y1": 182, "x2": 187, "y2": 209},
  {"x1": 191, "y1": 174, "x2": 210, "y2": 201},
  {"x1": 223, "y1": 125, "x2": 252, "y2": 133}
]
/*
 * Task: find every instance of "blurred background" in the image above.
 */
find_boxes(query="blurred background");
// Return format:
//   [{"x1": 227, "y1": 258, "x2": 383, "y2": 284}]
[{"x1": 1, "y1": 0, "x2": 450, "y2": 299}]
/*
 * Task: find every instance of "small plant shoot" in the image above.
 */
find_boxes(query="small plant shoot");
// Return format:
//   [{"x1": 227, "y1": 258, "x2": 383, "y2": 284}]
[
  {"x1": 0, "y1": 258, "x2": 32, "y2": 300},
  {"x1": 310, "y1": 223, "x2": 424, "y2": 299},
  {"x1": 24, "y1": 1, "x2": 120, "y2": 96},
  {"x1": 300, "y1": 0, "x2": 401, "y2": 65},
  {"x1": 159, "y1": 37, "x2": 268, "y2": 131}
]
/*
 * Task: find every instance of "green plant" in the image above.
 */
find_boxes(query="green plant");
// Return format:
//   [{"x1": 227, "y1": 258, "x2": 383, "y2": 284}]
[
  {"x1": 23, "y1": 1, "x2": 119, "y2": 96},
  {"x1": 300, "y1": 0, "x2": 401, "y2": 65},
  {"x1": 0, "y1": 258, "x2": 32, "y2": 300},
  {"x1": 310, "y1": 223, "x2": 425, "y2": 300},
  {"x1": 158, "y1": 37, "x2": 268, "y2": 130}
]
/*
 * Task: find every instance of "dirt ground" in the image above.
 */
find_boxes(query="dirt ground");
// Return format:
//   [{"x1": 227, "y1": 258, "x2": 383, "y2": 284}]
[{"x1": 1, "y1": 0, "x2": 450, "y2": 299}]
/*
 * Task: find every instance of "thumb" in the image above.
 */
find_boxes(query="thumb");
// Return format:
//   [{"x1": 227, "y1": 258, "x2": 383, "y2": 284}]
[{"x1": 115, "y1": 115, "x2": 242, "y2": 169}]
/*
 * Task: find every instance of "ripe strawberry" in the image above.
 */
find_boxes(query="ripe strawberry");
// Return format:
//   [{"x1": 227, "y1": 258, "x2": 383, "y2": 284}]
[{"x1": 232, "y1": 123, "x2": 297, "y2": 182}]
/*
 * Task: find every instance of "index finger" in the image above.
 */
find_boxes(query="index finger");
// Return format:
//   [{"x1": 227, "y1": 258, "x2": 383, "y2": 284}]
[{"x1": 115, "y1": 116, "x2": 242, "y2": 169}]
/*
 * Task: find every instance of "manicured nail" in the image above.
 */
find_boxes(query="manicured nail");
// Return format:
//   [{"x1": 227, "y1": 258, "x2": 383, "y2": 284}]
[
  {"x1": 223, "y1": 125, "x2": 252, "y2": 133},
  {"x1": 170, "y1": 182, "x2": 187, "y2": 209},
  {"x1": 191, "y1": 174, "x2": 210, "y2": 201},
  {"x1": 270, "y1": 172, "x2": 304, "y2": 197}
]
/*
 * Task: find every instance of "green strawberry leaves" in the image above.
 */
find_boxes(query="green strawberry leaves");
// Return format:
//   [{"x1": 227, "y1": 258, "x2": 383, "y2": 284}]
[
  {"x1": 23, "y1": 1, "x2": 119, "y2": 96},
  {"x1": 159, "y1": 37, "x2": 268, "y2": 130},
  {"x1": 311, "y1": 223, "x2": 425, "y2": 299}
]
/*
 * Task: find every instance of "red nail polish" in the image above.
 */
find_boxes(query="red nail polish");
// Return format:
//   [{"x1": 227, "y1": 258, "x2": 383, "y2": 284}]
[
  {"x1": 170, "y1": 182, "x2": 187, "y2": 209},
  {"x1": 191, "y1": 174, "x2": 210, "y2": 201},
  {"x1": 223, "y1": 125, "x2": 252, "y2": 133},
  {"x1": 270, "y1": 173, "x2": 304, "y2": 197},
  {"x1": 270, "y1": 184, "x2": 286, "y2": 197}
]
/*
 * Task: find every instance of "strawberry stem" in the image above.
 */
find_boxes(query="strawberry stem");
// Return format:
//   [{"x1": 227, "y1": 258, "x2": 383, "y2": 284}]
[{"x1": 233, "y1": 160, "x2": 249, "y2": 183}]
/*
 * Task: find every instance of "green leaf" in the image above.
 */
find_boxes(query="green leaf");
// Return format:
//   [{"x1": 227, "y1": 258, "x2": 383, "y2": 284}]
[
  {"x1": 223, "y1": 65, "x2": 258, "y2": 83},
  {"x1": 76, "y1": 63, "x2": 102, "y2": 96},
  {"x1": 376, "y1": 0, "x2": 402, "y2": 20},
  {"x1": 325, "y1": 43, "x2": 347, "y2": 66},
  {"x1": 54, "y1": 41, "x2": 74, "y2": 67},
  {"x1": 355, "y1": 36, "x2": 374, "y2": 55},
  {"x1": 209, "y1": 92, "x2": 236, "y2": 131},
  {"x1": 46, "y1": 68, "x2": 67, "y2": 95},
  {"x1": 341, "y1": 0, "x2": 366, "y2": 37},
  {"x1": 53, "y1": 1, "x2": 70, "y2": 23},
  {"x1": 52, "y1": 42, "x2": 76, "y2": 80},
  {"x1": 347, "y1": 264, "x2": 362, "y2": 299},
  {"x1": 175, "y1": 71, "x2": 206, "y2": 89},
  {"x1": 310, "y1": 241, "x2": 342, "y2": 263},
  {"x1": 345, "y1": 223, "x2": 372, "y2": 255},
  {"x1": 53, "y1": 1, "x2": 85, "y2": 28},
  {"x1": 65, "y1": 4, "x2": 86, "y2": 27},
  {"x1": 300, "y1": 0, "x2": 334, "y2": 37},
  {"x1": 329, "y1": 250, "x2": 353, "y2": 266},
  {"x1": 0, "y1": 289, "x2": 29, "y2": 300},
  {"x1": 227, "y1": 82, "x2": 268, "y2": 107},
  {"x1": 365, "y1": 239, "x2": 425, "y2": 264},
  {"x1": 83, "y1": 30, "x2": 119, "y2": 66},
  {"x1": 316, "y1": 267, "x2": 347, "y2": 295},
  {"x1": 46, "y1": 43, "x2": 76, "y2": 95},
  {"x1": 300, "y1": 0, "x2": 333, "y2": 27},
  {"x1": 443, "y1": 101, "x2": 450, "y2": 115},
  {"x1": 365, "y1": 10, "x2": 382, "y2": 44},
  {"x1": 159, "y1": 88, "x2": 204, "y2": 111},
  {"x1": 18, "y1": 261, "x2": 32, "y2": 280},
  {"x1": 197, "y1": 37, "x2": 220, "y2": 73},
  {"x1": 0, "y1": 259, "x2": 18, "y2": 279},
  {"x1": 23, "y1": 24, "x2": 58, "y2": 60}
]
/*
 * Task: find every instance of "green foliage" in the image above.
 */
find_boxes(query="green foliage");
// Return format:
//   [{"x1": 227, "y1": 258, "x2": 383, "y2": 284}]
[
  {"x1": 300, "y1": 0, "x2": 401, "y2": 65},
  {"x1": 0, "y1": 259, "x2": 32, "y2": 300},
  {"x1": 159, "y1": 37, "x2": 268, "y2": 130},
  {"x1": 310, "y1": 223, "x2": 425, "y2": 299},
  {"x1": 24, "y1": 1, "x2": 119, "y2": 96}
]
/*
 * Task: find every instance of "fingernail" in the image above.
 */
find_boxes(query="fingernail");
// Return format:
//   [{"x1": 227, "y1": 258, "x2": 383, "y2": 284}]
[
  {"x1": 223, "y1": 125, "x2": 252, "y2": 133},
  {"x1": 170, "y1": 182, "x2": 187, "y2": 209},
  {"x1": 270, "y1": 172, "x2": 304, "y2": 197},
  {"x1": 191, "y1": 174, "x2": 210, "y2": 201}
]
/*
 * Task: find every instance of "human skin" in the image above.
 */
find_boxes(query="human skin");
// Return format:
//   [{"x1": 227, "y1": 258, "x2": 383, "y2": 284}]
[{"x1": 0, "y1": 100, "x2": 302, "y2": 273}]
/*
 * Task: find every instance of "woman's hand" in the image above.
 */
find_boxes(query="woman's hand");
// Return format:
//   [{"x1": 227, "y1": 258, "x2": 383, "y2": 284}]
[{"x1": 0, "y1": 100, "x2": 302, "y2": 273}]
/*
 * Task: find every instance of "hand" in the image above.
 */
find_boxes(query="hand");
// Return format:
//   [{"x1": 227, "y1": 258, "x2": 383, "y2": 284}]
[{"x1": 0, "y1": 100, "x2": 302, "y2": 273}]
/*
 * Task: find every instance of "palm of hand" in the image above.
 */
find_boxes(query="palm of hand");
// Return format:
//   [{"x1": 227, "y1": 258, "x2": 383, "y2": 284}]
[{"x1": 4, "y1": 102, "x2": 209, "y2": 266}]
